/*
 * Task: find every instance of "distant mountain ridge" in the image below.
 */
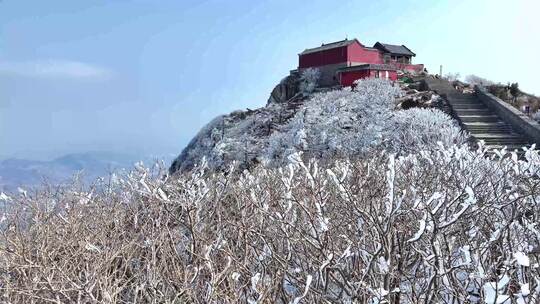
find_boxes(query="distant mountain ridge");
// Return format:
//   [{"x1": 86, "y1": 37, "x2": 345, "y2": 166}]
[{"x1": 0, "y1": 151, "x2": 174, "y2": 192}]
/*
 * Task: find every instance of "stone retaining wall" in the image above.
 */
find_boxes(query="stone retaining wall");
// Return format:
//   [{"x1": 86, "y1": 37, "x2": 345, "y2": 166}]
[
  {"x1": 298, "y1": 63, "x2": 346, "y2": 87},
  {"x1": 475, "y1": 86, "x2": 540, "y2": 144}
]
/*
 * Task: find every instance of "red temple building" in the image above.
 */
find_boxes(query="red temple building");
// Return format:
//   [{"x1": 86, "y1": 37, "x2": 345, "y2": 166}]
[{"x1": 297, "y1": 38, "x2": 424, "y2": 87}]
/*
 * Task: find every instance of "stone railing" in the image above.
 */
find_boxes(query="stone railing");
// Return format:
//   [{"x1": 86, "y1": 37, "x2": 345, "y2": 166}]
[{"x1": 476, "y1": 86, "x2": 540, "y2": 144}]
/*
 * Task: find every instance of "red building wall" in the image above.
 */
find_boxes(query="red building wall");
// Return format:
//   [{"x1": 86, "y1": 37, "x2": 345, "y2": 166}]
[
  {"x1": 299, "y1": 41, "x2": 386, "y2": 69},
  {"x1": 347, "y1": 43, "x2": 383, "y2": 64},
  {"x1": 390, "y1": 71, "x2": 398, "y2": 81},
  {"x1": 371, "y1": 70, "x2": 398, "y2": 81},
  {"x1": 340, "y1": 70, "x2": 371, "y2": 87},
  {"x1": 340, "y1": 69, "x2": 397, "y2": 87},
  {"x1": 298, "y1": 46, "x2": 348, "y2": 68},
  {"x1": 392, "y1": 63, "x2": 424, "y2": 73}
]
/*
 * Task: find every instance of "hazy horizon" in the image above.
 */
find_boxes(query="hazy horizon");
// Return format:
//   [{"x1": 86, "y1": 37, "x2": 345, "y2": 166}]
[{"x1": 1, "y1": 0, "x2": 539, "y2": 161}]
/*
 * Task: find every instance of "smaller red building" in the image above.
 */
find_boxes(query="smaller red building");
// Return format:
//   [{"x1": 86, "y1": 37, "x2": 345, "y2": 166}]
[
  {"x1": 337, "y1": 64, "x2": 398, "y2": 87},
  {"x1": 297, "y1": 38, "x2": 423, "y2": 87}
]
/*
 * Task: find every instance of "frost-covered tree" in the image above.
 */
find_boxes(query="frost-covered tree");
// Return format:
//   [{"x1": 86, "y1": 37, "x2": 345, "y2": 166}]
[
  {"x1": 443, "y1": 72, "x2": 461, "y2": 82},
  {"x1": 299, "y1": 67, "x2": 321, "y2": 93},
  {"x1": 386, "y1": 108, "x2": 467, "y2": 154},
  {"x1": 465, "y1": 74, "x2": 495, "y2": 87},
  {"x1": 532, "y1": 111, "x2": 540, "y2": 122},
  {"x1": 510, "y1": 82, "x2": 521, "y2": 103},
  {"x1": 264, "y1": 79, "x2": 403, "y2": 164},
  {"x1": 3, "y1": 143, "x2": 540, "y2": 303}
]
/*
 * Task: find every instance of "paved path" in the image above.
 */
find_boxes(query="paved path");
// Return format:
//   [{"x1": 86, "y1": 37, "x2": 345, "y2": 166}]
[{"x1": 424, "y1": 78, "x2": 530, "y2": 151}]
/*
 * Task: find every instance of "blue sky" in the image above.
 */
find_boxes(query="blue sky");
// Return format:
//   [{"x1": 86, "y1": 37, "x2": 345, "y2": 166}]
[{"x1": 1, "y1": 0, "x2": 538, "y2": 160}]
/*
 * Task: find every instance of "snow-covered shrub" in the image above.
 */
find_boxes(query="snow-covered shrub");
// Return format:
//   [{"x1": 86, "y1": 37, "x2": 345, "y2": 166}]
[
  {"x1": 443, "y1": 72, "x2": 461, "y2": 81},
  {"x1": 386, "y1": 108, "x2": 467, "y2": 153},
  {"x1": 532, "y1": 111, "x2": 540, "y2": 122},
  {"x1": 264, "y1": 79, "x2": 402, "y2": 164},
  {"x1": 299, "y1": 67, "x2": 320, "y2": 93},
  {"x1": 465, "y1": 74, "x2": 495, "y2": 87},
  {"x1": 170, "y1": 106, "x2": 277, "y2": 172},
  {"x1": 2, "y1": 144, "x2": 540, "y2": 303}
]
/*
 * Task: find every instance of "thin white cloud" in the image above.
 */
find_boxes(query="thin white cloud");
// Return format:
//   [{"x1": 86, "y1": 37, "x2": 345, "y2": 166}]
[{"x1": 0, "y1": 60, "x2": 113, "y2": 80}]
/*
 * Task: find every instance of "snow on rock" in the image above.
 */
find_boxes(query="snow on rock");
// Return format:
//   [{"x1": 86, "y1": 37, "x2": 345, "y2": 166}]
[{"x1": 170, "y1": 78, "x2": 467, "y2": 173}]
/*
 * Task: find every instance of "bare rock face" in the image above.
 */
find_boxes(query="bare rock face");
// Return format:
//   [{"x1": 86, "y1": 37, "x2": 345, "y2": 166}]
[{"x1": 266, "y1": 72, "x2": 301, "y2": 105}]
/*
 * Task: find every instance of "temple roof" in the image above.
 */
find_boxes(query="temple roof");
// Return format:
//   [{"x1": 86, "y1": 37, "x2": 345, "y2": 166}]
[
  {"x1": 299, "y1": 39, "x2": 360, "y2": 55},
  {"x1": 373, "y1": 42, "x2": 416, "y2": 56}
]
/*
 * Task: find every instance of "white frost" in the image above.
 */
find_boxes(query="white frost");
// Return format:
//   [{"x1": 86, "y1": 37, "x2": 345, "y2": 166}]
[
  {"x1": 483, "y1": 275, "x2": 511, "y2": 304},
  {"x1": 407, "y1": 211, "x2": 427, "y2": 242},
  {"x1": 85, "y1": 243, "x2": 101, "y2": 253},
  {"x1": 291, "y1": 274, "x2": 312, "y2": 304},
  {"x1": 0, "y1": 192, "x2": 11, "y2": 201},
  {"x1": 514, "y1": 251, "x2": 530, "y2": 267},
  {"x1": 251, "y1": 273, "x2": 261, "y2": 290}
]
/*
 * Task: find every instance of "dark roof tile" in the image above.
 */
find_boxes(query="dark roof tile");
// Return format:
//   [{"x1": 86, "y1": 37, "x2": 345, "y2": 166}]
[
  {"x1": 373, "y1": 42, "x2": 415, "y2": 56},
  {"x1": 299, "y1": 39, "x2": 359, "y2": 55}
]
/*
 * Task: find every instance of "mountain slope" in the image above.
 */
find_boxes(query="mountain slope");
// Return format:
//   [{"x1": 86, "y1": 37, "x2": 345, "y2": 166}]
[{"x1": 170, "y1": 78, "x2": 467, "y2": 173}]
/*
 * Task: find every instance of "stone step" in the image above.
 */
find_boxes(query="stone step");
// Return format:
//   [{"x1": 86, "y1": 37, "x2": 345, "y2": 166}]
[
  {"x1": 474, "y1": 137, "x2": 529, "y2": 145},
  {"x1": 448, "y1": 96, "x2": 477, "y2": 101},
  {"x1": 463, "y1": 123, "x2": 511, "y2": 132},
  {"x1": 460, "y1": 115, "x2": 501, "y2": 123},
  {"x1": 424, "y1": 77, "x2": 533, "y2": 151},
  {"x1": 454, "y1": 109, "x2": 492, "y2": 115},
  {"x1": 448, "y1": 98, "x2": 485, "y2": 103},
  {"x1": 464, "y1": 122, "x2": 507, "y2": 126},
  {"x1": 467, "y1": 128, "x2": 513, "y2": 134},
  {"x1": 451, "y1": 104, "x2": 489, "y2": 110},
  {"x1": 449, "y1": 99, "x2": 479, "y2": 104},
  {"x1": 449, "y1": 98, "x2": 485, "y2": 103},
  {"x1": 485, "y1": 144, "x2": 530, "y2": 150},
  {"x1": 472, "y1": 133, "x2": 524, "y2": 139},
  {"x1": 473, "y1": 133, "x2": 527, "y2": 140},
  {"x1": 485, "y1": 144, "x2": 530, "y2": 152},
  {"x1": 450, "y1": 104, "x2": 487, "y2": 109}
]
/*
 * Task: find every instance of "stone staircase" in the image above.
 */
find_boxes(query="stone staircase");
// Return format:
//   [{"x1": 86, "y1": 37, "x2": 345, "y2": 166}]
[{"x1": 424, "y1": 78, "x2": 531, "y2": 152}]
